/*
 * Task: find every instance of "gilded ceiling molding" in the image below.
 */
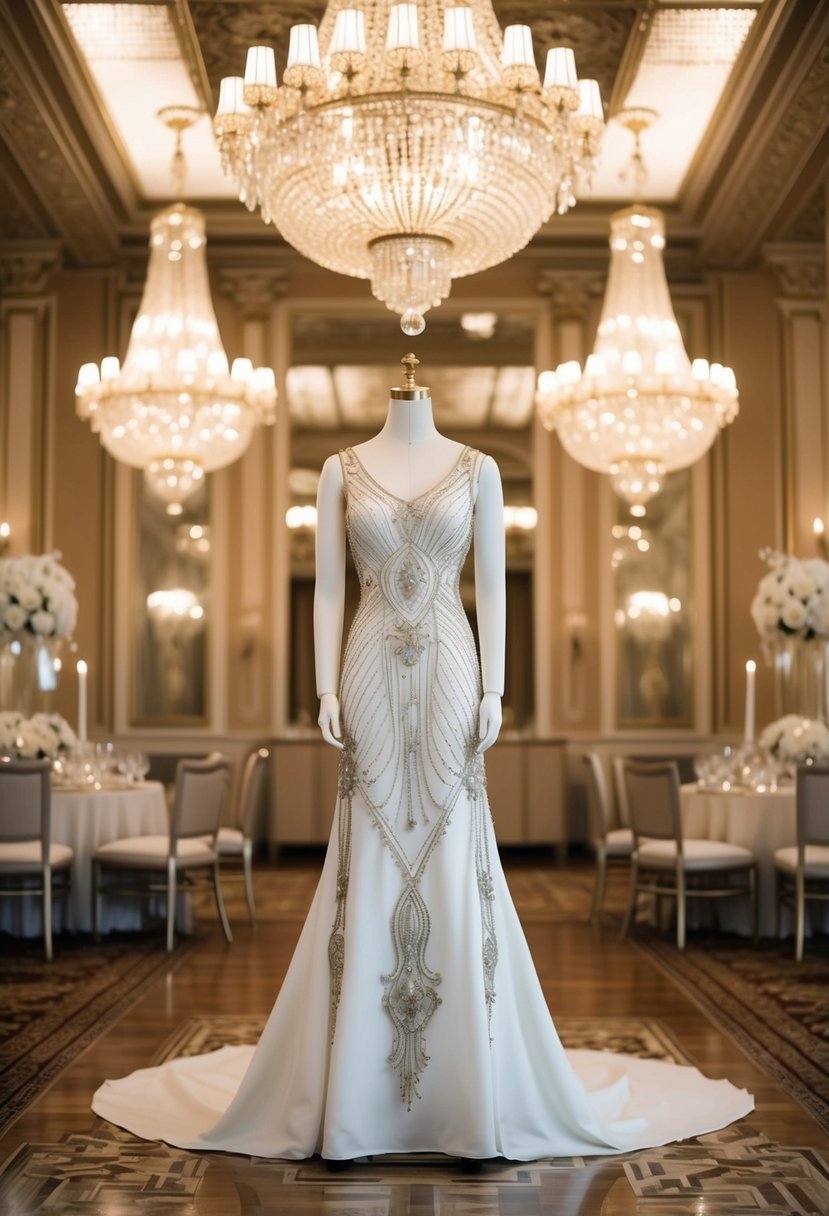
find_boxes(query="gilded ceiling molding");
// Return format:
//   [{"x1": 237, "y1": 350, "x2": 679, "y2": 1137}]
[
  {"x1": 763, "y1": 243, "x2": 826, "y2": 301},
  {"x1": 701, "y1": 42, "x2": 829, "y2": 267},
  {"x1": 218, "y1": 267, "x2": 290, "y2": 318},
  {"x1": 0, "y1": 240, "x2": 62, "y2": 294},
  {"x1": 189, "y1": 2, "x2": 324, "y2": 93},
  {"x1": 536, "y1": 269, "x2": 604, "y2": 318},
  {"x1": 0, "y1": 39, "x2": 118, "y2": 264},
  {"x1": 485, "y1": 5, "x2": 637, "y2": 108}
]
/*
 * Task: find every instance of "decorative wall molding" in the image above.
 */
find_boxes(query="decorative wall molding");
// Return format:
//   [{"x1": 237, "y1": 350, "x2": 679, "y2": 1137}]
[
  {"x1": 764, "y1": 243, "x2": 826, "y2": 300},
  {"x1": 218, "y1": 268, "x2": 290, "y2": 317},
  {"x1": 0, "y1": 240, "x2": 62, "y2": 294},
  {"x1": 536, "y1": 269, "x2": 604, "y2": 318}
]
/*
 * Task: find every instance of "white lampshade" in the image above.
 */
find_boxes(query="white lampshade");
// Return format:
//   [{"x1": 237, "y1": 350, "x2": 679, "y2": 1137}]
[
  {"x1": 443, "y1": 6, "x2": 476, "y2": 54},
  {"x1": 287, "y1": 24, "x2": 321, "y2": 69},
  {"x1": 386, "y1": 4, "x2": 420, "y2": 51},
  {"x1": 501, "y1": 24, "x2": 533, "y2": 68},
  {"x1": 576, "y1": 78, "x2": 603, "y2": 120},
  {"x1": 244, "y1": 45, "x2": 277, "y2": 88},
  {"x1": 231, "y1": 357, "x2": 253, "y2": 381},
  {"x1": 544, "y1": 47, "x2": 577, "y2": 89},
  {"x1": 331, "y1": 8, "x2": 366, "y2": 55},
  {"x1": 216, "y1": 76, "x2": 248, "y2": 116},
  {"x1": 100, "y1": 356, "x2": 120, "y2": 380}
]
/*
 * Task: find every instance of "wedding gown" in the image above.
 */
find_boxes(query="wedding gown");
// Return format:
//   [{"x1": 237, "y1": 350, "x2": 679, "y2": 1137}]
[{"x1": 92, "y1": 445, "x2": 753, "y2": 1160}]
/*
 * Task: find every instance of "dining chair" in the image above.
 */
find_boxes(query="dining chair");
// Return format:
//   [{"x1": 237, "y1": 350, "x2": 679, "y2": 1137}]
[
  {"x1": 583, "y1": 752, "x2": 633, "y2": 926},
  {"x1": 611, "y1": 755, "x2": 631, "y2": 826},
  {"x1": 214, "y1": 747, "x2": 269, "y2": 927},
  {"x1": 0, "y1": 758, "x2": 73, "y2": 960},
  {"x1": 91, "y1": 755, "x2": 233, "y2": 951},
  {"x1": 619, "y1": 759, "x2": 758, "y2": 950},
  {"x1": 773, "y1": 764, "x2": 829, "y2": 961}
]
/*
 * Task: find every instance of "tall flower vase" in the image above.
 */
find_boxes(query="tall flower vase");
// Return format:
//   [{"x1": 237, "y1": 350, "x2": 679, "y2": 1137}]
[
  {"x1": 773, "y1": 634, "x2": 829, "y2": 723},
  {"x1": 0, "y1": 635, "x2": 62, "y2": 717}
]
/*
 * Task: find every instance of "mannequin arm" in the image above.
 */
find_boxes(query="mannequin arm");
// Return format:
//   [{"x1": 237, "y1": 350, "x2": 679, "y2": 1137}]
[
  {"x1": 314, "y1": 455, "x2": 346, "y2": 749},
  {"x1": 474, "y1": 456, "x2": 506, "y2": 752}
]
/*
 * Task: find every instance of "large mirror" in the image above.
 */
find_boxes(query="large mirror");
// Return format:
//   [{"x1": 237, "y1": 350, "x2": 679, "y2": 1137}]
[
  {"x1": 612, "y1": 469, "x2": 693, "y2": 726},
  {"x1": 132, "y1": 477, "x2": 211, "y2": 724},
  {"x1": 287, "y1": 308, "x2": 537, "y2": 731}
]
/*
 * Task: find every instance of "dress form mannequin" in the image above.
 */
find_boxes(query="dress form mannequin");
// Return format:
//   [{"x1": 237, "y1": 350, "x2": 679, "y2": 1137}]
[{"x1": 314, "y1": 354, "x2": 505, "y2": 753}]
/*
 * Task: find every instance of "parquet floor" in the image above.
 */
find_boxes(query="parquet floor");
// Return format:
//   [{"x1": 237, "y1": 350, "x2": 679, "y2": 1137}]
[{"x1": 0, "y1": 855, "x2": 827, "y2": 1215}]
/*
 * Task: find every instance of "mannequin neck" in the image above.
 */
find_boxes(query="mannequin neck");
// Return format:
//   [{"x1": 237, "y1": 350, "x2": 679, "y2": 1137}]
[{"x1": 380, "y1": 396, "x2": 440, "y2": 444}]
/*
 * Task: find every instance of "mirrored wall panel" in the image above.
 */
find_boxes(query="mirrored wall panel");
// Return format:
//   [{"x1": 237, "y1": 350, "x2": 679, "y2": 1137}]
[
  {"x1": 613, "y1": 469, "x2": 693, "y2": 727},
  {"x1": 132, "y1": 477, "x2": 211, "y2": 724}
]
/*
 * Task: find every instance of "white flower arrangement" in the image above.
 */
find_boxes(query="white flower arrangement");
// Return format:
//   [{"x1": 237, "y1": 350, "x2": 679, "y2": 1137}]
[
  {"x1": 758, "y1": 714, "x2": 829, "y2": 766},
  {"x1": 0, "y1": 710, "x2": 76, "y2": 759},
  {"x1": 750, "y1": 548, "x2": 829, "y2": 649},
  {"x1": 0, "y1": 552, "x2": 78, "y2": 645}
]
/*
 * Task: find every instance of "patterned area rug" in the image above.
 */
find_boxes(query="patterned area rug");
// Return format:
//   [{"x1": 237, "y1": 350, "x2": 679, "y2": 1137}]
[
  {"x1": 0, "y1": 934, "x2": 195, "y2": 1138},
  {"x1": 1, "y1": 1016, "x2": 827, "y2": 1215},
  {"x1": 634, "y1": 932, "x2": 829, "y2": 1134}
]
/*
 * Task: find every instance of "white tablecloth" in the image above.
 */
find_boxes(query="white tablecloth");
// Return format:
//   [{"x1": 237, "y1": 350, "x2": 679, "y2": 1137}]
[
  {"x1": 1, "y1": 781, "x2": 170, "y2": 936},
  {"x1": 680, "y1": 783, "x2": 829, "y2": 938}
]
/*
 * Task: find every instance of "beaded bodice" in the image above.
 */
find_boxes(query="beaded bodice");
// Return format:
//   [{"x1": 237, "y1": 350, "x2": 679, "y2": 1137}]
[{"x1": 338, "y1": 443, "x2": 484, "y2": 868}]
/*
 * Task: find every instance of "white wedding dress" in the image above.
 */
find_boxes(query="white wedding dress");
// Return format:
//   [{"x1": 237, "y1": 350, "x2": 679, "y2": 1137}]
[{"x1": 93, "y1": 446, "x2": 753, "y2": 1160}]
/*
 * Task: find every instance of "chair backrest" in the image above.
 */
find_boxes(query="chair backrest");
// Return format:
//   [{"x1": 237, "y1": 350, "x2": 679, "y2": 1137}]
[
  {"x1": 611, "y1": 755, "x2": 630, "y2": 826},
  {"x1": 0, "y1": 758, "x2": 52, "y2": 859},
  {"x1": 582, "y1": 752, "x2": 612, "y2": 842},
  {"x1": 796, "y1": 765, "x2": 829, "y2": 847},
  {"x1": 238, "y1": 748, "x2": 269, "y2": 839},
  {"x1": 622, "y1": 759, "x2": 681, "y2": 843},
  {"x1": 171, "y1": 756, "x2": 229, "y2": 842}
]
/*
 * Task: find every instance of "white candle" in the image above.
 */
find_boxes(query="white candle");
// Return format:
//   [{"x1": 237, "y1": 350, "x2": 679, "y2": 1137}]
[
  {"x1": 77, "y1": 659, "x2": 88, "y2": 744},
  {"x1": 744, "y1": 660, "x2": 756, "y2": 746}
]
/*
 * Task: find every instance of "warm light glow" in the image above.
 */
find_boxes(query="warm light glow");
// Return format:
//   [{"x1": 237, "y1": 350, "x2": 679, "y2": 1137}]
[
  {"x1": 814, "y1": 517, "x2": 825, "y2": 537},
  {"x1": 746, "y1": 659, "x2": 756, "y2": 674},
  {"x1": 77, "y1": 659, "x2": 88, "y2": 675},
  {"x1": 75, "y1": 203, "x2": 276, "y2": 511},
  {"x1": 536, "y1": 202, "x2": 738, "y2": 506},
  {"x1": 461, "y1": 311, "x2": 497, "y2": 339}
]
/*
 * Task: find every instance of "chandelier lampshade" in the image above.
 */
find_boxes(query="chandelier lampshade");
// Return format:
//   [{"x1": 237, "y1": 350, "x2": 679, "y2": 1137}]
[
  {"x1": 214, "y1": 0, "x2": 604, "y2": 334},
  {"x1": 536, "y1": 114, "x2": 738, "y2": 510},
  {"x1": 76, "y1": 110, "x2": 277, "y2": 513}
]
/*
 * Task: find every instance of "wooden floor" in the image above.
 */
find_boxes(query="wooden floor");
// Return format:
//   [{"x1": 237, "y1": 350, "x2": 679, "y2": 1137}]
[{"x1": 1, "y1": 856, "x2": 826, "y2": 1215}]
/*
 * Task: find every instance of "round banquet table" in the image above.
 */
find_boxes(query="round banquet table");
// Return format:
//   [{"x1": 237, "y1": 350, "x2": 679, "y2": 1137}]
[
  {"x1": 0, "y1": 780, "x2": 174, "y2": 937},
  {"x1": 680, "y1": 782, "x2": 829, "y2": 938}
]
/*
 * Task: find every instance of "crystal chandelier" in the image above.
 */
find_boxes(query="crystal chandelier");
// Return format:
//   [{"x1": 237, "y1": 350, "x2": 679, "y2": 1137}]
[
  {"x1": 536, "y1": 110, "x2": 739, "y2": 512},
  {"x1": 75, "y1": 108, "x2": 277, "y2": 514},
  {"x1": 213, "y1": 1, "x2": 604, "y2": 334}
]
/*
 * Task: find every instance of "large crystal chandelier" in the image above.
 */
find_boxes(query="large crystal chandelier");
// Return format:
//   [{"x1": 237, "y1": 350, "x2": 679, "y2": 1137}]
[
  {"x1": 213, "y1": 1, "x2": 604, "y2": 334},
  {"x1": 536, "y1": 110, "x2": 739, "y2": 512},
  {"x1": 75, "y1": 108, "x2": 277, "y2": 514}
]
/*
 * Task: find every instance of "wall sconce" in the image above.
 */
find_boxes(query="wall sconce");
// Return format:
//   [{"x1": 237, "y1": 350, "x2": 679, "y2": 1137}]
[
  {"x1": 0, "y1": 522, "x2": 10, "y2": 555},
  {"x1": 813, "y1": 517, "x2": 828, "y2": 559}
]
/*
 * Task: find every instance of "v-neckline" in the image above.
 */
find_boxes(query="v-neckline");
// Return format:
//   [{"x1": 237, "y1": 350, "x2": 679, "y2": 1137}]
[{"x1": 348, "y1": 444, "x2": 469, "y2": 506}]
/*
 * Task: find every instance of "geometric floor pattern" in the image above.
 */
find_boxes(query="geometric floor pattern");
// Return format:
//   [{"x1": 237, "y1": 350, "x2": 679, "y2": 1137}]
[
  {"x1": 624, "y1": 1123, "x2": 829, "y2": 1215},
  {"x1": 3, "y1": 1015, "x2": 828, "y2": 1214},
  {"x1": 2, "y1": 1121, "x2": 828, "y2": 1214}
]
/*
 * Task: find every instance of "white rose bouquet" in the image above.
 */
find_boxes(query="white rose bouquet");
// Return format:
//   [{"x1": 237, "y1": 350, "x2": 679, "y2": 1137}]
[
  {"x1": 750, "y1": 548, "x2": 829, "y2": 649},
  {"x1": 9, "y1": 711, "x2": 76, "y2": 759},
  {"x1": 0, "y1": 552, "x2": 78, "y2": 645},
  {"x1": 759, "y1": 714, "x2": 829, "y2": 766},
  {"x1": 0, "y1": 710, "x2": 23, "y2": 752}
]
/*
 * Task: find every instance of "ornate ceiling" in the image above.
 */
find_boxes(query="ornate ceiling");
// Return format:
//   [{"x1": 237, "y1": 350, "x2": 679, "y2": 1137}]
[{"x1": 0, "y1": 0, "x2": 826, "y2": 277}]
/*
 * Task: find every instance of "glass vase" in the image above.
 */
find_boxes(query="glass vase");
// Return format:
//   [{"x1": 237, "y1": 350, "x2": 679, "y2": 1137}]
[
  {"x1": 773, "y1": 633, "x2": 829, "y2": 723},
  {"x1": 0, "y1": 635, "x2": 62, "y2": 718}
]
